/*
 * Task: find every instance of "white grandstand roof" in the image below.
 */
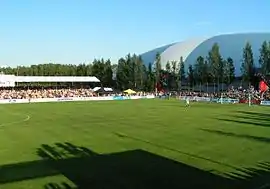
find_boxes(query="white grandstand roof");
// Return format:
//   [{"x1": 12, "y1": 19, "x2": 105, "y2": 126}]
[{"x1": 14, "y1": 76, "x2": 100, "y2": 83}]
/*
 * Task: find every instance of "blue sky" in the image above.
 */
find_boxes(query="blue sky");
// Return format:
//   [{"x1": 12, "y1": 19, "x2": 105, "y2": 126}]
[{"x1": 0, "y1": 0, "x2": 269, "y2": 67}]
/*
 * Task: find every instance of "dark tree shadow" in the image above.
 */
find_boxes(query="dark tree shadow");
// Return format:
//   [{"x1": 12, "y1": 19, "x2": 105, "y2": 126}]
[
  {"x1": 216, "y1": 111, "x2": 270, "y2": 127},
  {"x1": 0, "y1": 142, "x2": 233, "y2": 189},
  {"x1": 225, "y1": 162, "x2": 270, "y2": 189},
  {"x1": 217, "y1": 118, "x2": 270, "y2": 127},
  {"x1": 201, "y1": 128, "x2": 270, "y2": 188},
  {"x1": 0, "y1": 142, "x2": 269, "y2": 189},
  {"x1": 114, "y1": 132, "x2": 238, "y2": 170},
  {"x1": 44, "y1": 182, "x2": 76, "y2": 189},
  {"x1": 237, "y1": 111, "x2": 270, "y2": 118},
  {"x1": 38, "y1": 143, "x2": 235, "y2": 189},
  {"x1": 201, "y1": 129, "x2": 270, "y2": 143}
]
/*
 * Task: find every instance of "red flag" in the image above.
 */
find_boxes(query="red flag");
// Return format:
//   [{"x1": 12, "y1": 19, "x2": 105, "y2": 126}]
[
  {"x1": 156, "y1": 82, "x2": 162, "y2": 91},
  {"x1": 259, "y1": 80, "x2": 268, "y2": 93}
]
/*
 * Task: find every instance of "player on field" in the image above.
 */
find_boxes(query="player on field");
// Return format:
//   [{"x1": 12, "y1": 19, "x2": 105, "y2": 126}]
[{"x1": 185, "y1": 97, "x2": 190, "y2": 107}]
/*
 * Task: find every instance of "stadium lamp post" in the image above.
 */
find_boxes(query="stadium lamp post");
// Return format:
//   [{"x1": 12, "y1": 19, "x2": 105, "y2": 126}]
[
  {"x1": 248, "y1": 81, "x2": 251, "y2": 106},
  {"x1": 16, "y1": 65, "x2": 24, "y2": 76},
  {"x1": 16, "y1": 65, "x2": 20, "y2": 87},
  {"x1": 221, "y1": 76, "x2": 224, "y2": 104},
  {"x1": 16, "y1": 65, "x2": 19, "y2": 76},
  {"x1": 16, "y1": 65, "x2": 23, "y2": 87},
  {"x1": 248, "y1": 92, "x2": 251, "y2": 107}
]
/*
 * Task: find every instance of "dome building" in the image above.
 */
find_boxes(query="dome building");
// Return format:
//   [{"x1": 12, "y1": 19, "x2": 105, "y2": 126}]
[{"x1": 140, "y1": 33, "x2": 270, "y2": 76}]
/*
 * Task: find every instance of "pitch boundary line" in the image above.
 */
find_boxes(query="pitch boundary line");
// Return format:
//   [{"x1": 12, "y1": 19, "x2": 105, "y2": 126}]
[
  {"x1": 0, "y1": 107, "x2": 31, "y2": 127},
  {"x1": 0, "y1": 114, "x2": 31, "y2": 127}
]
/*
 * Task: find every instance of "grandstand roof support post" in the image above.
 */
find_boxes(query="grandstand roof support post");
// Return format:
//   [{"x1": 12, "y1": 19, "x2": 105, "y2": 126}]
[
  {"x1": 179, "y1": 80, "x2": 181, "y2": 92},
  {"x1": 218, "y1": 77, "x2": 220, "y2": 92}
]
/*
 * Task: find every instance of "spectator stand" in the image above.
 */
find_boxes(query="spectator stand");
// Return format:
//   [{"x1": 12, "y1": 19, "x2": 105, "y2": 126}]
[
  {"x1": 14, "y1": 76, "x2": 100, "y2": 89},
  {"x1": 0, "y1": 75, "x2": 101, "y2": 99}
]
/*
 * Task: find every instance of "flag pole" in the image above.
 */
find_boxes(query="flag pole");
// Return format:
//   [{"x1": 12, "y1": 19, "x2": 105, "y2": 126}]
[
  {"x1": 221, "y1": 92, "x2": 223, "y2": 104},
  {"x1": 248, "y1": 92, "x2": 251, "y2": 107}
]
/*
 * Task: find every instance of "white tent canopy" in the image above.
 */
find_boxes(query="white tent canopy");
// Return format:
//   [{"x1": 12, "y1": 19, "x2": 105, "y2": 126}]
[{"x1": 93, "y1": 87, "x2": 113, "y2": 92}]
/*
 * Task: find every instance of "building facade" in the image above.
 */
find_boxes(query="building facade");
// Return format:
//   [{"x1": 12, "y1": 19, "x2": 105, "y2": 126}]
[{"x1": 140, "y1": 33, "x2": 270, "y2": 76}]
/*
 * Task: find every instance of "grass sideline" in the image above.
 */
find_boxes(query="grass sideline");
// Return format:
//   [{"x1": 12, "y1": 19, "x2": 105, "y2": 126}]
[{"x1": 0, "y1": 99, "x2": 269, "y2": 189}]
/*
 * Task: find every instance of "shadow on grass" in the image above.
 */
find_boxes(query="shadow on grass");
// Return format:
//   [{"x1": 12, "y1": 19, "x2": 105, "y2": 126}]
[
  {"x1": 201, "y1": 129, "x2": 270, "y2": 143},
  {"x1": 216, "y1": 111, "x2": 270, "y2": 127},
  {"x1": 114, "y1": 132, "x2": 238, "y2": 170},
  {"x1": 0, "y1": 142, "x2": 269, "y2": 189},
  {"x1": 44, "y1": 182, "x2": 76, "y2": 189},
  {"x1": 37, "y1": 142, "x2": 232, "y2": 189},
  {"x1": 225, "y1": 162, "x2": 270, "y2": 189},
  {"x1": 201, "y1": 128, "x2": 270, "y2": 188}
]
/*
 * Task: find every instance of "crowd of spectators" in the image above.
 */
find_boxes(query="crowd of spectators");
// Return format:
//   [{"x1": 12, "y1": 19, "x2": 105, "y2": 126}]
[
  {"x1": 178, "y1": 85, "x2": 267, "y2": 100},
  {"x1": 0, "y1": 88, "x2": 96, "y2": 99},
  {"x1": 0, "y1": 85, "x2": 269, "y2": 100},
  {"x1": 0, "y1": 88, "x2": 153, "y2": 100}
]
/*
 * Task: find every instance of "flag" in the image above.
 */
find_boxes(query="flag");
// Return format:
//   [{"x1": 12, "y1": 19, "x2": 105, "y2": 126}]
[
  {"x1": 156, "y1": 72, "x2": 168, "y2": 92},
  {"x1": 259, "y1": 80, "x2": 268, "y2": 98},
  {"x1": 259, "y1": 80, "x2": 268, "y2": 93},
  {"x1": 156, "y1": 81, "x2": 162, "y2": 92}
]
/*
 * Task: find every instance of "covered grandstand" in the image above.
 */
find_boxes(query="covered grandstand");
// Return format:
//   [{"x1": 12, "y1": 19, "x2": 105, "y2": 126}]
[
  {"x1": 0, "y1": 74, "x2": 100, "y2": 87},
  {"x1": 140, "y1": 33, "x2": 270, "y2": 76},
  {"x1": 0, "y1": 75, "x2": 102, "y2": 100}
]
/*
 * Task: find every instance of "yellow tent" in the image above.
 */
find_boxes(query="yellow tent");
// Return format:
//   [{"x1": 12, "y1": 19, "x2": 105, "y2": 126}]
[{"x1": 124, "y1": 89, "x2": 136, "y2": 94}]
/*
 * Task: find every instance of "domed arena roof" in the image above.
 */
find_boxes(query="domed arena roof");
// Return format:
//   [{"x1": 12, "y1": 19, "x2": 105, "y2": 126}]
[{"x1": 140, "y1": 33, "x2": 270, "y2": 76}]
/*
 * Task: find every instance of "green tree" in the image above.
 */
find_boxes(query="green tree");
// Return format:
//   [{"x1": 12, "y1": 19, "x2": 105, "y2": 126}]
[
  {"x1": 145, "y1": 63, "x2": 155, "y2": 91},
  {"x1": 187, "y1": 65, "x2": 195, "y2": 88},
  {"x1": 228, "y1": 58, "x2": 235, "y2": 83},
  {"x1": 202, "y1": 59, "x2": 209, "y2": 84},
  {"x1": 116, "y1": 58, "x2": 128, "y2": 90},
  {"x1": 259, "y1": 41, "x2": 270, "y2": 75},
  {"x1": 76, "y1": 63, "x2": 88, "y2": 76},
  {"x1": 208, "y1": 43, "x2": 223, "y2": 84},
  {"x1": 154, "y1": 52, "x2": 162, "y2": 91},
  {"x1": 103, "y1": 59, "x2": 113, "y2": 87},
  {"x1": 115, "y1": 53, "x2": 147, "y2": 90},
  {"x1": 91, "y1": 59, "x2": 112, "y2": 87},
  {"x1": 133, "y1": 55, "x2": 145, "y2": 90},
  {"x1": 165, "y1": 61, "x2": 171, "y2": 73},
  {"x1": 169, "y1": 61, "x2": 177, "y2": 89},
  {"x1": 130, "y1": 54, "x2": 136, "y2": 88},
  {"x1": 171, "y1": 60, "x2": 177, "y2": 75},
  {"x1": 241, "y1": 42, "x2": 255, "y2": 84},
  {"x1": 224, "y1": 57, "x2": 235, "y2": 84},
  {"x1": 164, "y1": 61, "x2": 172, "y2": 90},
  {"x1": 176, "y1": 57, "x2": 185, "y2": 91},
  {"x1": 194, "y1": 56, "x2": 205, "y2": 84},
  {"x1": 180, "y1": 61, "x2": 185, "y2": 79}
]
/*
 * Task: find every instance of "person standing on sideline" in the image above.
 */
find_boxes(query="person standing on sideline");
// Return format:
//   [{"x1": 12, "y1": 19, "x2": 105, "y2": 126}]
[{"x1": 185, "y1": 97, "x2": 190, "y2": 107}]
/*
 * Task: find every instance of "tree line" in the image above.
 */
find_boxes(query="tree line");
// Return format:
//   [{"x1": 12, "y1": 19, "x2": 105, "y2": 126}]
[{"x1": 1, "y1": 40, "x2": 270, "y2": 91}]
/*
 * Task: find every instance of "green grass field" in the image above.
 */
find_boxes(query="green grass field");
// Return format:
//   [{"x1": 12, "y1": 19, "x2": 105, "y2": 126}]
[{"x1": 0, "y1": 99, "x2": 269, "y2": 189}]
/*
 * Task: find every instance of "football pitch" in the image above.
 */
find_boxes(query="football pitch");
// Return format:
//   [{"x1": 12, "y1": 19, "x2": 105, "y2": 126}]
[{"x1": 0, "y1": 99, "x2": 269, "y2": 189}]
